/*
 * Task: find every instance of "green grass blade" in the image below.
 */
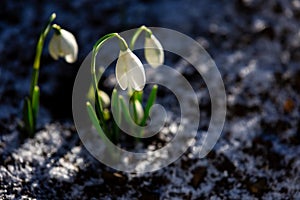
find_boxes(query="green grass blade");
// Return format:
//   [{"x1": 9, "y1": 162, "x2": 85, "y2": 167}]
[
  {"x1": 133, "y1": 91, "x2": 143, "y2": 103},
  {"x1": 111, "y1": 89, "x2": 120, "y2": 140},
  {"x1": 94, "y1": 90, "x2": 110, "y2": 135},
  {"x1": 86, "y1": 101, "x2": 109, "y2": 143},
  {"x1": 31, "y1": 85, "x2": 40, "y2": 124},
  {"x1": 23, "y1": 97, "x2": 34, "y2": 137},
  {"x1": 130, "y1": 98, "x2": 138, "y2": 123},
  {"x1": 112, "y1": 89, "x2": 121, "y2": 124},
  {"x1": 119, "y1": 95, "x2": 133, "y2": 126},
  {"x1": 140, "y1": 84, "x2": 158, "y2": 126}
]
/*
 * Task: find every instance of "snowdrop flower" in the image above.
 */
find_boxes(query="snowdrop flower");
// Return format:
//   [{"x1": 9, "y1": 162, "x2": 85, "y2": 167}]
[
  {"x1": 48, "y1": 25, "x2": 78, "y2": 63},
  {"x1": 116, "y1": 48, "x2": 146, "y2": 91},
  {"x1": 144, "y1": 34, "x2": 164, "y2": 68}
]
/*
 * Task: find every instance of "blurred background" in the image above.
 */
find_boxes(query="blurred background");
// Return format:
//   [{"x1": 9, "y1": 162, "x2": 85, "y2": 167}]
[{"x1": 1, "y1": 0, "x2": 299, "y2": 122}]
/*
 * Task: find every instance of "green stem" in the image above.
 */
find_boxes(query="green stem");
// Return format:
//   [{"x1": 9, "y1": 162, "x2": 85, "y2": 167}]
[
  {"x1": 91, "y1": 33, "x2": 128, "y2": 98},
  {"x1": 111, "y1": 89, "x2": 120, "y2": 142},
  {"x1": 24, "y1": 13, "x2": 56, "y2": 136},
  {"x1": 29, "y1": 69, "x2": 39, "y2": 99},
  {"x1": 90, "y1": 33, "x2": 128, "y2": 135},
  {"x1": 30, "y1": 13, "x2": 56, "y2": 98},
  {"x1": 130, "y1": 25, "x2": 152, "y2": 50}
]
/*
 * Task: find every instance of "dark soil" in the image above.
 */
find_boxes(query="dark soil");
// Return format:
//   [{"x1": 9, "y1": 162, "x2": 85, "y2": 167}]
[{"x1": 1, "y1": 0, "x2": 300, "y2": 199}]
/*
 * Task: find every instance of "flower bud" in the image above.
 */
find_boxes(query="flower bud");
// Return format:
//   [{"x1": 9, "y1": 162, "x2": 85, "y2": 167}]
[
  {"x1": 130, "y1": 99, "x2": 144, "y2": 124},
  {"x1": 98, "y1": 90, "x2": 110, "y2": 108},
  {"x1": 144, "y1": 34, "x2": 164, "y2": 68}
]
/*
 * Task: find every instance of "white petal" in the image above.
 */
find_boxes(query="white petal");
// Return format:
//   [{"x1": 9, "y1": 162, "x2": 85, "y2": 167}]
[
  {"x1": 65, "y1": 52, "x2": 77, "y2": 63},
  {"x1": 115, "y1": 49, "x2": 146, "y2": 91},
  {"x1": 48, "y1": 29, "x2": 78, "y2": 63},
  {"x1": 144, "y1": 35, "x2": 164, "y2": 68},
  {"x1": 48, "y1": 34, "x2": 60, "y2": 60},
  {"x1": 125, "y1": 50, "x2": 146, "y2": 91},
  {"x1": 60, "y1": 29, "x2": 78, "y2": 63},
  {"x1": 127, "y1": 66, "x2": 146, "y2": 91},
  {"x1": 116, "y1": 51, "x2": 128, "y2": 90},
  {"x1": 60, "y1": 30, "x2": 75, "y2": 54}
]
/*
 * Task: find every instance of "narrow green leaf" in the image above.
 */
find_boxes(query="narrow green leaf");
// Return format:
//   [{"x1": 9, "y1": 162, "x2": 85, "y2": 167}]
[
  {"x1": 119, "y1": 95, "x2": 133, "y2": 126},
  {"x1": 95, "y1": 89, "x2": 103, "y2": 113},
  {"x1": 87, "y1": 68, "x2": 105, "y2": 102},
  {"x1": 23, "y1": 97, "x2": 34, "y2": 137},
  {"x1": 129, "y1": 98, "x2": 138, "y2": 123},
  {"x1": 94, "y1": 92, "x2": 110, "y2": 136},
  {"x1": 86, "y1": 101, "x2": 109, "y2": 143},
  {"x1": 111, "y1": 89, "x2": 120, "y2": 139},
  {"x1": 112, "y1": 89, "x2": 121, "y2": 124},
  {"x1": 87, "y1": 101, "x2": 118, "y2": 158},
  {"x1": 29, "y1": 68, "x2": 39, "y2": 100},
  {"x1": 31, "y1": 85, "x2": 40, "y2": 124},
  {"x1": 103, "y1": 108, "x2": 110, "y2": 121},
  {"x1": 133, "y1": 91, "x2": 143, "y2": 103},
  {"x1": 141, "y1": 84, "x2": 158, "y2": 126}
]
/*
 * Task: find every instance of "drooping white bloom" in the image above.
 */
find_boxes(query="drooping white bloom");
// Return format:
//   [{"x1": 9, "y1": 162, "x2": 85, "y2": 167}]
[
  {"x1": 144, "y1": 34, "x2": 164, "y2": 68},
  {"x1": 116, "y1": 48, "x2": 146, "y2": 91},
  {"x1": 48, "y1": 29, "x2": 78, "y2": 63}
]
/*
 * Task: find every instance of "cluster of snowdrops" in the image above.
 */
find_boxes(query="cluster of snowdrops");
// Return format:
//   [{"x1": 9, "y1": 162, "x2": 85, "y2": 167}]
[{"x1": 23, "y1": 13, "x2": 164, "y2": 144}]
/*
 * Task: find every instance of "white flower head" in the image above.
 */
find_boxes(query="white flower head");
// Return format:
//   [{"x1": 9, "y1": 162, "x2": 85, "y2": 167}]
[
  {"x1": 116, "y1": 48, "x2": 146, "y2": 91},
  {"x1": 144, "y1": 34, "x2": 164, "y2": 68},
  {"x1": 48, "y1": 27, "x2": 78, "y2": 63}
]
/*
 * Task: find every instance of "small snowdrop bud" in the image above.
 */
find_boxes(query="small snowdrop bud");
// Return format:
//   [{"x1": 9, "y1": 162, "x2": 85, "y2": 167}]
[
  {"x1": 144, "y1": 34, "x2": 164, "y2": 68},
  {"x1": 98, "y1": 90, "x2": 110, "y2": 108},
  {"x1": 48, "y1": 25, "x2": 78, "y2": 63},
  {"x1": 130, "y1": 99, "x2": 144, "y2": 124},
  {"x1": 116, "y1": 48, "x2": 146, "y2": 91}
]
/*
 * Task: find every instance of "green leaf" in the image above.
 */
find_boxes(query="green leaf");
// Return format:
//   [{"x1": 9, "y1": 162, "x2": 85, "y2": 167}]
[
  {"x1": 86, "y1": 101, "x2": 109, "y2": 143},
  {"x1": 95, "y1": 88, "x2": 103, "y2": 113},
  {"x1": 129, "y1": 98, "x2": 137, "y2": 123},
  {"x1": 94, "y1": 91, "x2": 110, "y2": 136},
  {"x1": 111, "y1": 89, "x2": 120, "y2": 139},
  {"x1": 141, "y1": 84, "x2": 158, "y2": 126},
  {"x1": 112, "y1": 89, "x2": 121, "y2": 124},
  {"x1": 31, "y1": 85, "x2": 40, "y2": 124},
  {"x1": 23, "y1": 97, "x2": 34, "y2": 137},
  {"x1": 87, "y1": 68, "x2": 105, "y2": 102},
  {"x1": 129, "y1": 91, "x2": 143, "y2": 124},
  {"x1": 103, "y1": 108, "x2": 110, "y2": 121},
  {"x1": 133, "y1": 91, "x2": 143, "y2": 103},
  {"x1": 119, "y1": 95, "x2": 133, "y2": 126}
]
